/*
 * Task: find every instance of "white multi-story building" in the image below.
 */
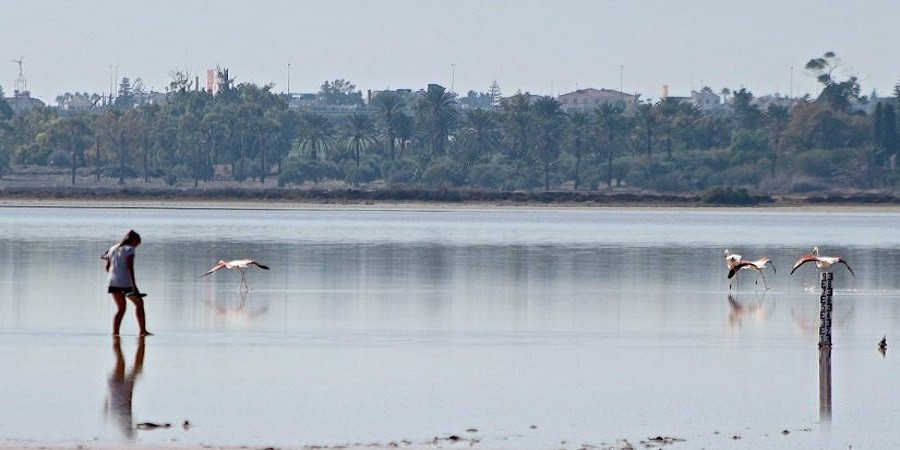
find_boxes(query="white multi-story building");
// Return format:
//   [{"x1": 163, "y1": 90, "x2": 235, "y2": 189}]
[
  {"x1": 690, "y1": 87, "x2": 721, "y2": 111},
  {"x1": 557, "y1": 88, "x2": 639, "y2": 113}
]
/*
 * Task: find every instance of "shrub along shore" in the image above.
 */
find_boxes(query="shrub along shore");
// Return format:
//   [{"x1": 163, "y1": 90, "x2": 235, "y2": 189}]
[{"x1": 1, "y1": 183, "x2": 899, "y2": 208}]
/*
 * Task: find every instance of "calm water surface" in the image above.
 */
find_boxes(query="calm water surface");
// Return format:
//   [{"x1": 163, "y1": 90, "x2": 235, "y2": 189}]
[{"x1": 1, "y1": 206, "x2": 899, "y2": 449}]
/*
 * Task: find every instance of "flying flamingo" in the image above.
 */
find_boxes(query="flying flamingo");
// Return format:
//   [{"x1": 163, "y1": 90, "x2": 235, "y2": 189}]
[
  {"x1": 790, "y1": 247, "x2": 855, "y2": 277},
  {"x1": 728, "y1": 257, "x2": 777, "y2": 289},
  {"x1": 201, "y1": 259, "x2": 270, "y2": 291}
]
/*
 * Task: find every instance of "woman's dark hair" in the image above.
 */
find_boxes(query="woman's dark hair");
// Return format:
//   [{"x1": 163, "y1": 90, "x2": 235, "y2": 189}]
[{"x1": 118, "y1": 230, "x2": 142, "y2": 247}]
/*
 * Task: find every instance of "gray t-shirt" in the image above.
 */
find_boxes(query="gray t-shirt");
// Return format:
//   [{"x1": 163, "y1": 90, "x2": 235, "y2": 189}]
[{"x1": 106, "y1": 244, "x2": 136, "y2": 288}]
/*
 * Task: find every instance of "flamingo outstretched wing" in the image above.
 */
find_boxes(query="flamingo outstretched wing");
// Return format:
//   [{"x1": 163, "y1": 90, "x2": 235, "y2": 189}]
[
  {"x1": 835, "y1": 257, "x2": 855, "y2": 277},
  {"x1": 754, "y1": 257, "x2": 775, "y2": 274},
  {"x1": 201, "y1": 261, "x2": 227, "y2": 278},
  {"x1": 790, "y1": 255, "x2": 818, "y2": 275},
  {"x1": 728, "y1": 261, "x2": 755, "y2": 279}
]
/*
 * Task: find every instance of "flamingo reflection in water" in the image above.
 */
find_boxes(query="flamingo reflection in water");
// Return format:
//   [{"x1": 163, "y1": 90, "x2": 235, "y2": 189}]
[
  {"x1": 205, "y1": 289, "x2": 268, "y2": 324},
  {"x1": 104, "y1": 336, "x2": 145, "y2": 439},
  {"x1": 726, "y1": 292, "x2": 774, "y2": 332},
  {"x1": 790, "y1": 303, "x2": 855, "y2": 337}
]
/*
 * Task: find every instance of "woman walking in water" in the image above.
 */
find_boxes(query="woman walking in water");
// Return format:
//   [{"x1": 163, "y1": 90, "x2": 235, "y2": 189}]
[{"x1": 102, "y1": 230, "x2": 151, "y2": 336}]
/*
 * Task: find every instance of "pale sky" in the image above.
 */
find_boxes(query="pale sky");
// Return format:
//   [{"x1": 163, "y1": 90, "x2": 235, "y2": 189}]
[{"x1": 3, "y1": 0, "x2": 899, "y2": 104}]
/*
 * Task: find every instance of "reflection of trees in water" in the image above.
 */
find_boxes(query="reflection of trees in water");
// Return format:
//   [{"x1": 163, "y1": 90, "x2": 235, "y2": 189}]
[{"x1": 105, "y1": 336, "x2": 145, "y2": 440}]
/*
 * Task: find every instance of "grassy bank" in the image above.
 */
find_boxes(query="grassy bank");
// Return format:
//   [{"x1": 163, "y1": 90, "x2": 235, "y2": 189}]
[{"x1": 1, "y1": 167, "x2": 899, "y2": 207}]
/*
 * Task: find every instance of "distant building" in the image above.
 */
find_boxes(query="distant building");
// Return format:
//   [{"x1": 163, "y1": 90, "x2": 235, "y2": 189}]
[
  {"x1": 557, "y1": 88, "x2": 639, "y2": 113},
  {"x1": 206, "y1": 69, "x2": 219, "y2": 93},
  {"x1": 134, "y1": 91, "x2": 167, "y2": 106},
  {"x1": 286, "y1": 93, "x2": 321, "y2": 110},
  {"x1": 690, "y1": 87, "x2": 721, "y2": 111},
  {"x1": 499, "y1": 91, "x2": 547, "y2": 107},
  {"x1": 5, "y1": 91, "x2": 45, "y2": 114},
  {"x1": 285, "y1": 93, "x2": 366, "y2": 117},
  {"x1": 752, "y1": 94, "x2": 797, "y2": 111},
  {"x1": 367, "y1": 88, "x2": 415, "y2": 106},
  {"x1": 56, "y1": 92, "x2": 101, "y2": 111}
]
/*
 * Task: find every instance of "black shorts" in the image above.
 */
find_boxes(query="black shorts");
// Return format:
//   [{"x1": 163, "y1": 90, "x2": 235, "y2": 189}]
[{"x1": 108, "y1": 286, "x2": 133, "y2": 294}]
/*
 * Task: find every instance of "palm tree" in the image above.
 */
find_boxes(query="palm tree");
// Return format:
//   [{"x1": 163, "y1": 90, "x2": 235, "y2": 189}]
[
  {"x1": 269, "y1": 108, "x2": 299, "y2": 176},
  {"x1": 414, "y1": 85, "x2": 459, "y2": 158},
  {"x1": 656, "y1": 98, "x2": 680, "y2": 158},
  {"x1": 566, "y1": 111, "x2": 591, "y2": 190},
  {"x1": 531, "y1": 97, "x2": 566, "y2": 190},
  {"x1": 500, "y1": 93, "x2": 533, "y2": 175},
  {"x1": 297, "y1": 112, "x2": 335, "y2": 161},
  {"x1": 393, "y1": 113, "x2": 415, "y2": 158},
  {"x1": 636, "y1": 102, "x2": 655, "y2": 157},
  {"x1": 341, "y1": 113, "x2": 376, "y2": 167},
  {"x1": 459, "y1": 108, "x2": 502, "y2": 166},
  {"x1": 655, "y1": 98, "x2": 699, "y2": 158},
  {"x1": 594, "y1": 103, "x2": 625, "y2": 189},
  {"x1": 372, "y1": 92, "x2": 406, "y2": 160}
]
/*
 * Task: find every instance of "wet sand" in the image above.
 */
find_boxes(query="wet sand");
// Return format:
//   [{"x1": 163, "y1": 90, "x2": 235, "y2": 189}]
[
  {"x1": 0, "y1": 444, "x2": 441, "y2": 450},
  {"x1": 3, "y1": 195, "x2": 900, "y2": 213}
]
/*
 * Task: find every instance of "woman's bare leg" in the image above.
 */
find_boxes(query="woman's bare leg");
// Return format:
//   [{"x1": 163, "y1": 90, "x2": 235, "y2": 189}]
[
  {"x1": 112, "y1": 293, "x2": 127, "y2": 336},
  {"x1": 129, "y1": 296, "x2": 152, "y2": 336}
]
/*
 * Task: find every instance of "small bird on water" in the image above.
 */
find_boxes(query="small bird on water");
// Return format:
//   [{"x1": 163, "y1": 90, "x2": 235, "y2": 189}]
[{"x1": 878, "y1": 336, "x2": 887, "y2": 356}]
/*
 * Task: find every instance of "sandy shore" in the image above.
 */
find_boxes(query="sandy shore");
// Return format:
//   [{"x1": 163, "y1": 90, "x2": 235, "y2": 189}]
[
  {"x1": 0, "y1": 441, "x2": 488, "y2": 450},
  {"x1": 3, "y1": 196, "x2": 900, "y2": 214},
  {"x1": 0, "y1": 446, "x2": 440, "y2": 450}
]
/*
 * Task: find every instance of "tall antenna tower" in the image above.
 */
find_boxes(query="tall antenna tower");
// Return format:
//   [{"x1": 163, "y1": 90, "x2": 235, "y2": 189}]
[{"x1": 11, "y1": 56, "x2": 26, "y2": 94}]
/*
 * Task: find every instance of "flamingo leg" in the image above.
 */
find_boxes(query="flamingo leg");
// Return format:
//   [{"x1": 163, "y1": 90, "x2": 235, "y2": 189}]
[{"x1": 239, "y1": 269, "x2": 248, "y2": 291}]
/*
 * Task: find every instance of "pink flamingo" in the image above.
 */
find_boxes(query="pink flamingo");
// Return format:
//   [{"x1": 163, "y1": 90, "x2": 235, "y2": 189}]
[
  {"x1": 728, "y1": 257, "x2": 776, "y2": 289},
  {"x1": 790, "y1": 247, "x2": 854, "y2": 277},
  {"x1": 201, "y1": 259, "x2": 270, "y2": 291}
]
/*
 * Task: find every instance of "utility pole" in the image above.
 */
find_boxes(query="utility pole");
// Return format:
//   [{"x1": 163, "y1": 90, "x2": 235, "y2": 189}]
[
  {"x1": 450, "y1": 63, "x2": 455, "y2": 94},
  {"x1": 790, "y1": 66, "x2": 794, "y2": 99},
  {"x1": 11, "y1": 56, "x2": 26, "y2": 94}
]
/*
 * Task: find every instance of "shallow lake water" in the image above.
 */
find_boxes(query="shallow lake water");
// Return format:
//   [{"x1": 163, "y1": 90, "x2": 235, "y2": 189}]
[{"x1": 1, "y1": 206, "x2": 899, "y2": 449}]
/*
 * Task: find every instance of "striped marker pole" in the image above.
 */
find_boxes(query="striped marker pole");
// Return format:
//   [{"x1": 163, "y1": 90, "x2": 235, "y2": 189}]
[
  {"x1": 819, "y1": 272, "x2": 833, "y2": 348},
  {"x1": 818, "y1": 272, "x2": 834, "y2": 423}
]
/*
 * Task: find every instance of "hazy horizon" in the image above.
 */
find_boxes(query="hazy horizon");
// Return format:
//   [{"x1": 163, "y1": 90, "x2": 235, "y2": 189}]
[{"x1": 3, "y1": 0, "x2": 899, "y2": 104}]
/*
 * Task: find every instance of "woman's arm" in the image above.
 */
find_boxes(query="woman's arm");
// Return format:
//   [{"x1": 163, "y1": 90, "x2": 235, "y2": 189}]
[{"x1": 126, "y1": 254, "x2": 138, "y2": 291}]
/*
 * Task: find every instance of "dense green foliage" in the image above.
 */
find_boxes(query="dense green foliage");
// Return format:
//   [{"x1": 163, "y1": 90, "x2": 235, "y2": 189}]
[{"x1": 1, "y1": 60, "x2": 899, "y2": 194}]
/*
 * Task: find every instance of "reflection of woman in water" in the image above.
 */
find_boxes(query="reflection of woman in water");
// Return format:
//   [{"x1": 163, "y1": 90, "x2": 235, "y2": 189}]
[
  {"x1": 102, "y1": 230, "x2": 151, "y2": 336},
  {"x1": 105, "y1": 336, "x2": 145, "y2": 439}
]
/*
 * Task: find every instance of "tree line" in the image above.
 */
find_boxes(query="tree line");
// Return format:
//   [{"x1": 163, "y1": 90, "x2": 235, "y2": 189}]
[{"x1": 0, "y1": 54, "x2": 897, "y2": 195}]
